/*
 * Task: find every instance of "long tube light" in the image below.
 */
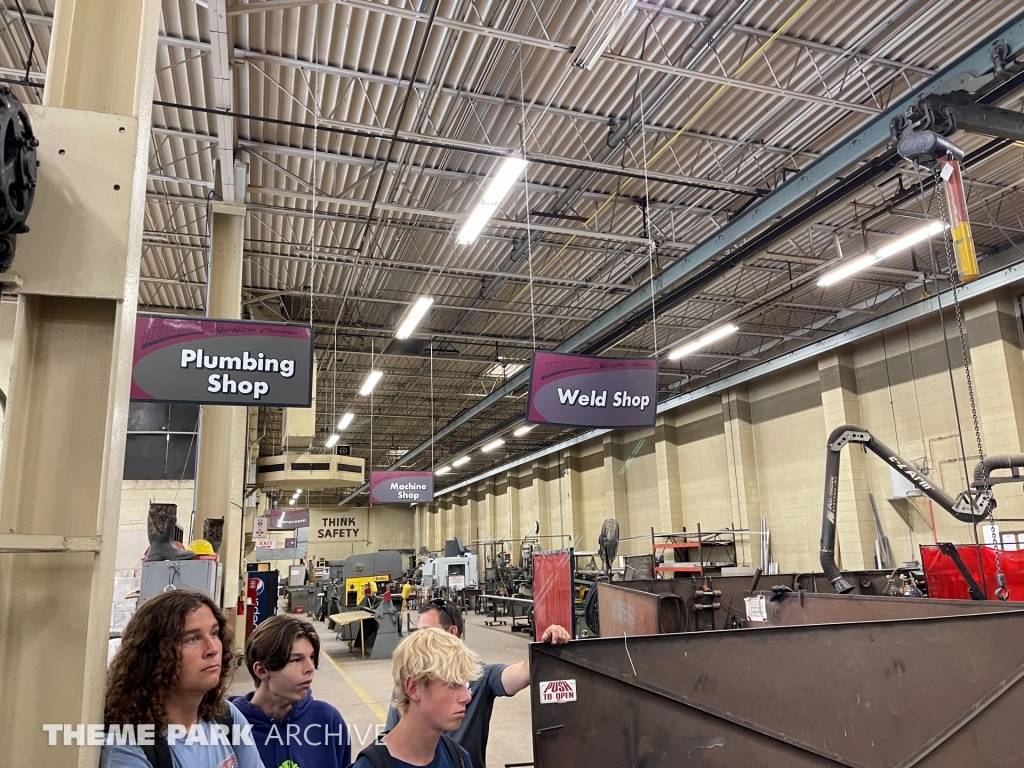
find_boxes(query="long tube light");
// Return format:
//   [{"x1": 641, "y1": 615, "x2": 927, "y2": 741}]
[
  {"x1": 359, "y1": 370, "x2": 383, "y2": 396},
  {"x1": 396, "y1": 296, "x2": 434, "y2": 339},
  {"x1": 456, "y1": 156, "x2": 528, "y2": 245},
  {"x1": 452, "y1": 456, "x2": 471, "y2": 467},
  {"x1": 817, "y1": 222, "x2": 944, "y2": 287},
  {"x1": 667, "y1": 324, "x2": 739, "y2": 361},
  {"x1": 570, "y1": 0, "x2": 638, "y2": 71},
  {"x1": 435, "y1": 465, "x2": 452, "y2": 475},
  {"x1": 513, "y1": 424, "x2": 535, "y2": 437},
  {"x1": 481, "y1": 438, "x2": 505, "y2": 452},
  {"x1": 325, "y1": 434, "x2": 340, "y2": 448},
  {"x1": 338, "y1": 412, "x2": 355, "y2": 430}
]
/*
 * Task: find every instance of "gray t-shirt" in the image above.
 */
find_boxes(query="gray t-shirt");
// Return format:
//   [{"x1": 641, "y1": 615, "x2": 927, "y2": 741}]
[
  {"x1": 386, "y1": 663, "x2": 507, "y2": 768},
  {"x1": 99, "y1": 701, "x2": 265, "y2": 768}
]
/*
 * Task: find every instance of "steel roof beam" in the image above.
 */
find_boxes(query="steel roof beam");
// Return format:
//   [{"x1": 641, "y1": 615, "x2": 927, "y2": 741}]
[
  {"x1": 631, "y1": 2, "x2": 934, "y2": 77},
  {"x1": 151, "y1": 135, "x2": 728, "y2": 217},
  {"x1": 230, "y1": 0, "x2": 876, "y2": 115},
  {"x1": 156, "y1": 102, "x2": 763, "y2": 197}
]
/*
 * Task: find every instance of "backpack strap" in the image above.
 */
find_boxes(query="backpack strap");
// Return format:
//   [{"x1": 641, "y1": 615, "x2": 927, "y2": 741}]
[
  {"x1": 215, "y1": 706, "x2": 234, "y2": 729},
  {"x1": 356, "y1": 744, "x2": 395, "y2": 768},
  {"x1": 141, "y1": 706, "x2": 234, "y2": 768},
  {"x1": 140, "y1": 740, "x2": 173, "y2": 768},
  {"x1": 439, "y1": 734, "x2": 466, "y2": 768}
]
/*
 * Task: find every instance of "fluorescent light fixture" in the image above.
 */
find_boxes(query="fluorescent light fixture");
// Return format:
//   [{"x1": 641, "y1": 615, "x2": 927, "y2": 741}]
[
  {"x1": 514, "y1": 424, "x2": 535, "y2": 437},
  {"x1": 359, "y1": 370, "x2": 383, "y2": 396},
  {"x1": 452, "y1": 456, "x2": 471, "y2": 467},
  {"x1": 288, "y1": 499, "x2": 295, "y2": 505},
  {"x1": 483, "y1": 361, "x2": 527, "y2": 378},
  {"x1": 667, "y1": 324, "x2": 739, "y2": 361},
  {"x1": 396, "y1": 296, "x2": 434, "y2": 339},
  {"x1": 457, "y1": 156, "x2": 528, "y2": 245},
  {"x1": 294, "y1": 489, "x2": 302, "y2": 495},
  {"x1": 435, "y1": 465, "x2": 452, "y2": 475},
  {"x1": 817, "y1": 222, "x2": 944, "y2": 287},
  {"x1": 482, "y1": 438, "x2": 505, "y2": 452},
  {"x1": 338, "y1": 412, "x2": 355, "y2": 430},
  {"x1": 571, "y1": 0, "x2": 638, "y2": 71},
  {"x1": 325, "y1": 434, "x2": 340, "y2": 448}
]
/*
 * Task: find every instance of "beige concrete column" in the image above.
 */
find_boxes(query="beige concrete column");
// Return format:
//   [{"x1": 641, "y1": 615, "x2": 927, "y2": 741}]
[
  {"x1": 0, "y1": 1, "x2": 161, "y2": 765},
  {"x1": 531, "y1": 459, "x2": 551, "y2": 540},
  {"x1": 653, "y1": 414, "x2": 684, "y2": 535},
  {"x1": 964, "y1": 292, "x2": 1024, "y2": 454},
  {"x1": 722, "y1": 387, "x2": 761, "y2": 567},
  {"x1": 507, "y1": 470, "x2": 522, "y2": 556},
  {"x1": 602, "y1": 432, "x2": 629, "y2": 550},
  {"x1": 483, "y1": 476, "x2": 497, "y2": 543},
  {"x1": 562, "y1": 448, "x2": 586, "y2": 548},
  {"x1": 960, "y1": 291, "x2": 1024, "y2": 519},
  {"x1": 819, "y1": 349, "x2": 877, "y2": 569},
  {"x1": 193, "y1": 203, "x2": 245, "y2": 541},
  {"x1": 468, "y1": 485, "x2": 480, "y2": 548}
]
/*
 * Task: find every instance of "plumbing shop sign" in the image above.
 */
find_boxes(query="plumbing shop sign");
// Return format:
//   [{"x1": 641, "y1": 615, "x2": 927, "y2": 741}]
[
  {"x1": 369, "y1": 471, "x2": 434, "y2": 504},
  {"x1": 539, "y1": 679, "x2": 577, "y2": 704},
  {"x1": 525, "y1": 351, "x2": 657, "y2": 429},
  {"x1": 131, "y1": 314, "x2": 314, "y2": 407}
]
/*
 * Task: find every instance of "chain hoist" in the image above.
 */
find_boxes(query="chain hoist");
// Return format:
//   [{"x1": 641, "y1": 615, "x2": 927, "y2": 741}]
[{"x1": 932, "y1": 161, "x2": 1009, "y2": 600}]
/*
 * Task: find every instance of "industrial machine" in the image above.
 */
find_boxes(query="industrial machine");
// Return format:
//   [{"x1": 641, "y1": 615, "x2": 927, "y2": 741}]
[
  {"x1": 339, "y1": 550, "x2": 403, "y2": 605},
  {"x1": 820, "y1": 425, "x2": 1023, "y2": 599},
  {"x1": 420, "y1": 539, "x2": 480, "y2": 597},
  {"x1": 421, "y1": 554, "x2": 479, "y2": 594}
]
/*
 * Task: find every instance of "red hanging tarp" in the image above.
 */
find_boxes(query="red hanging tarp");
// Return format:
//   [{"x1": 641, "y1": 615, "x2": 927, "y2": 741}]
[
  {"x1": 921, "y1": 544, "x2": 1024, "y2": 600},
  {"x1": 532, "y1": 550, "x2": 574, "y2": 641}
]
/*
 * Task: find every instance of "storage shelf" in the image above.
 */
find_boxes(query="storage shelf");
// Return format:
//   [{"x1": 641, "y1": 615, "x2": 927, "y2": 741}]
[
  {"x1": 653, "y1": 542, "x2": 700, "y2": 549},
  {"x1": 655, "y1": 565, "x2": 703, "y2": 573}
]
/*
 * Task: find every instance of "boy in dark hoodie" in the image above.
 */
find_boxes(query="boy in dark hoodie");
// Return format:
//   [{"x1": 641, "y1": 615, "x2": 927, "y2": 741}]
[{"x1": 232, "y1": 614, "x2": 351, "y2": 768}]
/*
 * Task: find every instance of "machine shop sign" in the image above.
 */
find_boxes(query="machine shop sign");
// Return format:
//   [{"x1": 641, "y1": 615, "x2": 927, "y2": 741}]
[
  {"x1": 525, "y1": 351, "x2": 657, "y2": 429},
  {"x1": 267, "y1": 508, "x2": 309, "y2": 530},
  {"x1": 131, "y1": 314, "x2": 314, "y2": 407},
  {"x1": 369, "y1": 471, "x2": 434, "y2": 503}
]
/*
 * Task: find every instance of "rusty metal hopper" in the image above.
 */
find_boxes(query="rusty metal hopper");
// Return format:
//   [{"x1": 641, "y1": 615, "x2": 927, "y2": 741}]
[{"x1": 530, "y1": 609, "x2": 1024, "y2": 766}]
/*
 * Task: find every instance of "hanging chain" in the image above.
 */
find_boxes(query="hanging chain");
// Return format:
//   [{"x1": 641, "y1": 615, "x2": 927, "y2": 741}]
[
  {"x1": 932, "y1": 162, "x2": 1007, "y2": 599},
  {"x1": 933, "y1": 171, "x2": 985, "y2": 464}
]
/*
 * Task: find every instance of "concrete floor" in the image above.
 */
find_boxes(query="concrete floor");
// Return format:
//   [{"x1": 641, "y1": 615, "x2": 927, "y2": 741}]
[{"x1": 228, "y1": 610, "x2": 534, "y2": 768}]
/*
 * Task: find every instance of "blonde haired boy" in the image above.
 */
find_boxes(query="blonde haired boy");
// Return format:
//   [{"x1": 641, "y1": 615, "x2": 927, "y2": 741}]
[{"x1": 354, "y1": 627, "x2": 480, "y2": 768}]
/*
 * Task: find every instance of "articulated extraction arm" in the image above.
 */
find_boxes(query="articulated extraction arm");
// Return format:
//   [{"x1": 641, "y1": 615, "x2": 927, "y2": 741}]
[{"x1": 820, "y1": 425, "x2": 995, "y2": 593}]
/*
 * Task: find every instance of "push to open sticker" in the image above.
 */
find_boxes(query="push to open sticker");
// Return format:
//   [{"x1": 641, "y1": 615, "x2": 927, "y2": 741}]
[{"x1": 539, "y1": 679, "x2": 577, "y2": 703}]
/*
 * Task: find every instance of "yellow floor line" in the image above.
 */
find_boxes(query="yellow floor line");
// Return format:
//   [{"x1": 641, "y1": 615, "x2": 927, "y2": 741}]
[{"x1": 323, "y1": 651, "x2": 387, "y2": 723}]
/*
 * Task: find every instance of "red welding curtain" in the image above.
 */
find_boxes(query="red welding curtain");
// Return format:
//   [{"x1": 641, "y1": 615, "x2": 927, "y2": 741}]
[
  {"x1": 532, "y1": 550, "x2": 573, "y2": 641},
  {"x1": 921, "y1": 544, "x2": 1024, "y2": 600}
]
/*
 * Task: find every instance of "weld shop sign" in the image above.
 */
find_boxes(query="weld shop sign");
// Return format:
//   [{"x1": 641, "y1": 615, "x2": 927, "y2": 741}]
[
  {"x1": 369, "y1": 471, "x2": 434, "y2": 504},
  {"x1": 525, "y1": 351, "x2": 657, "y2": 429},
  {"x1": 131, "y1": 314, "x2": 314, "y2": 407}
]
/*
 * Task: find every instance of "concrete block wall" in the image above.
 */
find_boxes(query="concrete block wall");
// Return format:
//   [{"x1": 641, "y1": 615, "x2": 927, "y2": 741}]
[
  {"x1": 304, "y1": 287, "x2": 1024, "y2": 577},
  {"x1": 676, "y1": 398, "x2": 731, "y2": 533},
  {"x1": 749, "y1": 360, "x2": 826, "y2": 571},
  {"x1": 305, "y1": 505, "x2": 415, "y2": 561}
]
